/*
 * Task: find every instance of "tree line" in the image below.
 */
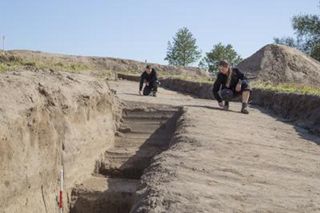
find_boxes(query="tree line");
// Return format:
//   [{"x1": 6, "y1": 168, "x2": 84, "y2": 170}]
[{"x1": 164, "y1": 27, "x2": 242, "y2": 74}]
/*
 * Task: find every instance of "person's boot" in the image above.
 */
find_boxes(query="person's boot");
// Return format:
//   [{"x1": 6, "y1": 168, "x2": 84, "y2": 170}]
[
  {"x1": 152, "y1": 91, "x2": 157, "y2": 97},
  {"x1": 224, "y1": 101, "x2": 229, "y2": 110},
  {"x1": 241, "y1": 103, "x2": 249, "y2": 114}
]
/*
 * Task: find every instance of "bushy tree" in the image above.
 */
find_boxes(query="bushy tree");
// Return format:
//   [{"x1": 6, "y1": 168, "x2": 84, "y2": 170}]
[
  {"x1": 274, "y1": 2, "x2": 320, "y2": 61},
  {"x1": 165, "y1": 27, "x2": 201, "y2": 66},
  {"x1": 274, "y1": 37, "x2": 298, "y2": 48},
  {"x1": 200, "y1": 43, "x2": 242, "y2": 74},
  {"x1": 311, "y1": 43, "x2": 320, "y2": 61}
]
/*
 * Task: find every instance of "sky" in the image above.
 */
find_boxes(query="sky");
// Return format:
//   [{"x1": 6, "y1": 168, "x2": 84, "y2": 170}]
[{"x1": 0, "y1": 0, "x2": 319, "y2": 65}]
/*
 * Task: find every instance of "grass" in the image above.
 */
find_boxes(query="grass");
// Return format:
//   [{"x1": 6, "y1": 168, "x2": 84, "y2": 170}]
[
  {"x1": 0, "y1": 62, "x2": 22, "y2": 72},
  {"x1": 117, "y1": 72, "x2": 213, "y2": 83},
  {"x1": 160, "y1": 73, "x2": 213, "y2": 83},
  {"x1": 252, "y1": 82, "x2": 320, "y2": 96},
  {"x1": 0, "y1": 53, "x2": 91, "y2": 73}
]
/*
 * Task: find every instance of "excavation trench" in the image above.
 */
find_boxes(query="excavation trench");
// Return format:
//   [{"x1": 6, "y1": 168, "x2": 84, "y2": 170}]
[{"x1": 70, "y1": 103, "x2": 181, "y2": 213}]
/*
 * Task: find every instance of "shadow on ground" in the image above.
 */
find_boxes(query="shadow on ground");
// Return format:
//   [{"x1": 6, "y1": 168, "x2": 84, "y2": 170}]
[{"x1": 252, "y1": 105, "x2": 320, "y2": 146}]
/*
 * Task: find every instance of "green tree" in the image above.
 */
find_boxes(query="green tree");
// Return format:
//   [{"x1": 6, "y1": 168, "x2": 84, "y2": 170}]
[
  {"x1": 165, "y1": 27, "x2": 201, "y2": 66},
  {"x1": 201, "y1": 43, "x2": 242, "y2": 74},
  {"x1": 311, "y1": 43, "x2": 320, "y2": 61},
  {"x1": 274, "y1": 2, "x2": 320, "y2": 61},
  {"x1": 274, "y1": 37, "x2": 298, "y2": 48}
]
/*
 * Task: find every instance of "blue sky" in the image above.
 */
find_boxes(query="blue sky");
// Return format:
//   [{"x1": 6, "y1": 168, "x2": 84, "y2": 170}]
[{"x1": 0, "y1": 0, "x2": 319, "y2": 64}]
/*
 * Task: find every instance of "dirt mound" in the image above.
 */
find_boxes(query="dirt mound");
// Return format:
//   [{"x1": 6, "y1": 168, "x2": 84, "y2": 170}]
[{"x1": 237, "y1": 44, "x2": 320, "y2": 86}]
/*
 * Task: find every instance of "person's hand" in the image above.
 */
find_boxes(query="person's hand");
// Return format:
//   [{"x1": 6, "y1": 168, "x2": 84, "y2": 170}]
[
  {"x1": 218, "y1": 102, "x2": 224, "y2": 108},
  {"x1": 139, "y1": 90, "x2": 142, "y2": 95},
  {"x1": 146, "y1": 82, "x2": 149, "y2": 86},
  {"x1": 235, "y1": 82, "x2": 242, "y2": 92}
]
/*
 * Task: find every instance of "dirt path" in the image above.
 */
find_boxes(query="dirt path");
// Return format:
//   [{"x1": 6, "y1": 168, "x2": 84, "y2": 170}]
[{"x1": 109, "y1": 80, "x2": 320, "y2": 213}]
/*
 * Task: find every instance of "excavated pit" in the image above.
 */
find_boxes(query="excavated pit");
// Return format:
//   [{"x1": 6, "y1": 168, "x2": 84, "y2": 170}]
[{"x1": 70, "y1": 103, "x2": 181, "y2": 213}]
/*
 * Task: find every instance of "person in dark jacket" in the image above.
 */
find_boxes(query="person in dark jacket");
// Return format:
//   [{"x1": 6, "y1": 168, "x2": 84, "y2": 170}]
[
  {"x1": 139, "y1": 65, "x2": 158, "y2": 96},
  {"x1": 212, "y1": 60, "x2": 251, "y2": 114}
]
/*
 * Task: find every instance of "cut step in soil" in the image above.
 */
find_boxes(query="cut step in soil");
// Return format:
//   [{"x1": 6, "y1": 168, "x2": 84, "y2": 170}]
[{"x1": 70, "y1": 104, "x2": 181, "y2": 213}]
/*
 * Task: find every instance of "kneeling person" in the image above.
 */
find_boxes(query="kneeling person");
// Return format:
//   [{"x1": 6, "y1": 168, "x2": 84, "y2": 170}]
[
  {"x1": 139, "y1": 65, "x2": 158, "y2": 96},
  {"x1": 212, "y1": 60, "x2": 251, "y2": 114}
]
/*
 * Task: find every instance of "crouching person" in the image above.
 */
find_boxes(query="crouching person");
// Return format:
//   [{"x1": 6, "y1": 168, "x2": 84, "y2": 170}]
[
  {"x1": 212, "y1": 60, "x2": 251, "y2": 114},
  {"x1": 139, "y1": 65, "x2": 158, "y2": 97}
]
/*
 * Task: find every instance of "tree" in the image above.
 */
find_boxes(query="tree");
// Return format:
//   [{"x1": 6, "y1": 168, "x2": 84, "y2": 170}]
[
  {"x1": 274, "y1": 37, "x2": 299, "y2": 48},
  {"x1": 293, "y1": 14, "x2": 320, "y2": 61},
  {"x1": 165, "y1": 27, "x2": 201, "y2": 66},
  {"x1": 200, "y1": 43, "x2": 242, "y2": 74},
  {"x1": 311, "y1": 43, "x2": 320, "y2": 61},
  {"x1": 274, "y1": 2, "x2": 320, "y2": 61}
]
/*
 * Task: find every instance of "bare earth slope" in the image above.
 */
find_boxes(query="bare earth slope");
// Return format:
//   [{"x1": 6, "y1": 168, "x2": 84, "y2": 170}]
[
  {"x1": 237, "y1": 44, "x2": 320, "y2": 86},
  {"x1": 2, "y1": 50, "x2": 208, "y2": 79},
  {"x1": 110, "y1": 80, "x2": 320, "y2": 213}
]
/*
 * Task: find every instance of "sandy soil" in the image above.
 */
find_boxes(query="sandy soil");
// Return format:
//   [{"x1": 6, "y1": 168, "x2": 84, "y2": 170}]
[{"x1": 109, "y1": 80, "x2": 320, "y2": 213}]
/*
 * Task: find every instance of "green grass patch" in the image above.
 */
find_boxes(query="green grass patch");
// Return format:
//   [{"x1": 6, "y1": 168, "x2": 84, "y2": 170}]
[
  {"x1": 160, "y1": 74, "x2": 212, "y2": 83},
  {"x1": 0, "y1": 62, "x2": 22, "y2": 72},
  {"x1": 0, "y1": 63, "x2": 8, "y2": 72},
  {"x1": 253, "y1": 82, "x2": 320, "y2": 96},
  {"x1": 117, "y1": 72, "x2": 213, "y2": 83},
  {"x1": 0, "y1": 54, "x2": 92, "y2": 73}
]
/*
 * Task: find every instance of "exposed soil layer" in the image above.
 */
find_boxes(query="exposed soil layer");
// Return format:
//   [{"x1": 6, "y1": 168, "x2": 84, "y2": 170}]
[
  {"x1": 0, "y1": 70, "x2": 120, "y2": 213},
  {"x1": 251, "y1": 89, "x2": 320, "y2": 135},
  {"x1": 70, "y1": 102, "x2": 181, "y2": 213}
]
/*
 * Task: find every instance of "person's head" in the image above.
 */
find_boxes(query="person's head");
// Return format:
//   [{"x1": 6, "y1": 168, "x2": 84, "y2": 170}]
[
  {"x1": 218, "y1": 60, "x2": 230, "y2": 75},
  {"x1": 145, "y1": 65, "x2": 152, "y2": 74}
]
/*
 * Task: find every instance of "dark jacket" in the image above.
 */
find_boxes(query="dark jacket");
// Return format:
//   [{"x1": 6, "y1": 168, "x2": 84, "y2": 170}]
[
  {"x1": 213, "y1": 68, "x2": 247, "y2": 102},
  {"x1": 139, "y1": 68, "x2": 158, "y2": 91}
]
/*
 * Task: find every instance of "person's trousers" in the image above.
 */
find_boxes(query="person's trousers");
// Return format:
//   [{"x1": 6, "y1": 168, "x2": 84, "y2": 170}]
[{"x1": 143, "y1": 81, "x2": 158, "y2": 96}]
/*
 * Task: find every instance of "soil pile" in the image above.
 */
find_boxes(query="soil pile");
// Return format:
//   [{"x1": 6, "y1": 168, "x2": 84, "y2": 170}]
[{"x1": 237, "y1": 44, "x2": 320, "y2": 86}]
